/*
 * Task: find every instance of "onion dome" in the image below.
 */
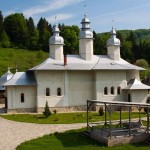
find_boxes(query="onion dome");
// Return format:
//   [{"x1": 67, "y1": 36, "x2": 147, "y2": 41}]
[
  {"x1": 107, "y1": 27, "x2": 120, "y2": 47},
  {"x1": 0, "y1": 68, "x2": 14, "y2": 89},
  {"x1": 79, "y1": 14, "x2": 93, "y2": 39},
  {"x1": 49, "y1": 24, "x2": 64, "y2": 45}
]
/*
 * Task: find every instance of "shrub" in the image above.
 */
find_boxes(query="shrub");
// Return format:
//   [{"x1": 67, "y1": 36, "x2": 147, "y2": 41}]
[
  {"x1": 98, "y1": 106, "x2": 104, "y2": 116},
  {"x1": 53, "y1": 109, "x2": 57, "y2": 114},
  {"x1": 144, "y1": 97, "x2": 150, "y2": 113},
  {"x1": 43, "y1": 101, "x2": 52, "y2": 118}
]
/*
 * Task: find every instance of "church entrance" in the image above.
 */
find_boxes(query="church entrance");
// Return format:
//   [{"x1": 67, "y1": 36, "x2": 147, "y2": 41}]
[{"x1": 128, "y1": 93, "x2": 131, "y2": 102}]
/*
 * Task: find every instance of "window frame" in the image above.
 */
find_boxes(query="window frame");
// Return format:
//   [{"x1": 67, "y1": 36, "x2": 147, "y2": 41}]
[
  {"x1": 104, "y1": 87, "x2": 108, "y2": 95},
  {"x1": 111, "y1": 86, "x2": 115, "y2": 95},
  {"x1": 57, "y1": 88, "x2": 61, "y2": 96},
  {"x1": 21, "y1": 93, "x2": 24, "y2": 103},
  {"x1": 117, "y1": 86, "x2": 121, "y2": 95},
  {"x1": 46, "y1": 88, "x2": 50, "y2": 96}
]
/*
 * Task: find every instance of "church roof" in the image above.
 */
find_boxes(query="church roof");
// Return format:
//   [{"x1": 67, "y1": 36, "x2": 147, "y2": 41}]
[
  {"x1": 0, "y1": 69, "x2": 14, "y2": 90},
  {"x1": 124, "y1": 78, "x2": 150, "y2": 90},
  {"x1": 4, "y1": 71, "x2": 37, "y2": 86},
  {"x1": 29, "y1": 55, "x2": 144, "y2": 71}
]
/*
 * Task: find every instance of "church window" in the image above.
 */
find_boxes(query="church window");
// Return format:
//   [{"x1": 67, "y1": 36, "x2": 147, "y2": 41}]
[
  {"x1": 117, "y1": 86, "x2": 121, "y2": 94},
  {"x1": 111, "y1": 86, "x2": 115, "y2": 95},
  {"x1": 57, "y1": 88, "x2": 61, "y2": 96},
  {"x1": 46, "y1": 88, "x2": 50, "y2": 96},
  {"x1": 104, "y1": 87, "x2": 108, "y2": 95},
  {"x1": 21, "y1": 93, "x2": 24, "y2": 103}
]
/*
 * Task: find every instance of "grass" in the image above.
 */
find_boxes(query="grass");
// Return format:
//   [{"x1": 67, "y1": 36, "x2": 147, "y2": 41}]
[
  {"x1": 16, "y1": 128, "x2": 149, "y2": 150},
  {"x1": 0, "y1": 48, "x2": 48, "y2": 76},
  {"x1": 0, "y1": 112, "x2": 147, "y2": 124}
]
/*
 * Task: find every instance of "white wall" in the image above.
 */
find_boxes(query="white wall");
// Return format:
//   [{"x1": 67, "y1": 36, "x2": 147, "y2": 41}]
[
  {"x1": 131, "y1": 90, "x2": 148, "y2": 103},
  {"x1": 7, "y1": 86, "x2": 36, "y2": 109},
  {"x1": 107, "y1": 46, "x2": 120, "y2": 61},
  {"x1": 96, "y1": 70, "x2": 127, "y2": 102},
  {"x1": 50, "y1": 45, "x2": 63, "y2": 60},
  {"x1": 36, "y1": 70, "x2": 95, "y2": 107},
  {"x1": 36, "y1": 70, "x2": 65, "y2": 107},
  {"x1": 79, "y1": 39, "x2": 93, "y2": 60},
  {"x1": 68, "y1": 71, "x2": 95, "y2": 106},
  {"x1": 126, "y1": 70, "x2": 140, "y2": 82}
]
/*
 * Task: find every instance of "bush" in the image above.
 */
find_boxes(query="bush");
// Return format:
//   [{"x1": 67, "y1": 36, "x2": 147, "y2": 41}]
[
  {"x1": 144, "y1": 97, "x2": 150, "y2": 113},
  {"x1": 43, "y1": 101, "x2": 52, "y2": 118},
  {"x1": 53, "y1": 109, "x2": 57, "y2": 114},
  {"x1": 98, "y1": 106, "x2": 104, "y2": 116}
]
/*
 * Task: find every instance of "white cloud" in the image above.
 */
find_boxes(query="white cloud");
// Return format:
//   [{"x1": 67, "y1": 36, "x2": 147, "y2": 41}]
[
  {"x1": 3, "y1": 10, "x2": 15, "y2": 17},
  {"x1": 46, "y1": 13, "x2": 73, "y2": 23},
  {"x1": 23, "y1": 0, "x2": 82, "y2": 18}
]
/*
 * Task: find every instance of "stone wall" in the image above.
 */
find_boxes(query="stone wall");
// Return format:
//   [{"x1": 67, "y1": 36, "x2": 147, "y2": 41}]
[
  {"x1": 36, "y1": 105, "x2": 88, "y2": 113},
  {"x1": 7, "y1": 108, "x2": 35, "y2": 113}
]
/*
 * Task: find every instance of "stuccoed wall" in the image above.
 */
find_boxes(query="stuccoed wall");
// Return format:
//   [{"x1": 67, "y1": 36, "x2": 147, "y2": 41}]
[
  {"x1": 50, "y1": 45, "x2": 63, "y2": 60},
  {"x1": 7, "y1": 86, "x2": 36, "y2": 109},
  {"x1": 68, "y1": 71, "x2": 95, "y2": 106},
  {"x1": 36, "y1": 70, "x2": 64, "y2": 107},
  {"x1": 95, "y1": 70, "x2": 127, "y2": 101},
  {"x1": 107, "y1": 46, "x2": 120, "y2": 61},
  {"x1": 36, "y1": 70, "x2": 95, "y2": 108},
  {"x1": 79, "y1": 39, "x2": 93, "y2": 60},
  {"x1": 126, "y1": 70, "x2": 140, "y2": 82},
  {"x1": 131, "y1": 90, "x2": 148, "y2": 103}
]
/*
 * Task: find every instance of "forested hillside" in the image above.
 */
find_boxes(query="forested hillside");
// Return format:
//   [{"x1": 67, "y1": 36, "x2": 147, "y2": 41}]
[{"x1": 0, "y1": 10, "x2": 150, "y2": 76}]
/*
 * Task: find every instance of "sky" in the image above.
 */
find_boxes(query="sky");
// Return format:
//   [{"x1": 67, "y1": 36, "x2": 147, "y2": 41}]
[{"x1": 1, "y1": 0, "x2": 150, "y2": 33}]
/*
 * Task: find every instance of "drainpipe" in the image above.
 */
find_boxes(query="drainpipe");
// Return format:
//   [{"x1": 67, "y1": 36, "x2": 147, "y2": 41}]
[{"x1": 64, "y1": 55, "x2": 67, "y2": 66}]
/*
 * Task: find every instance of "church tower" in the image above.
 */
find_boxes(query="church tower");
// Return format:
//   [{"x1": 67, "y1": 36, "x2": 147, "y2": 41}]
[
  {"x1": 49, "y1": 24, "x2": 64, "y2": 60},
  {"x1": 79, "y1": 15, "x2": 93, "y2": 60},
  {"x1": 107, "y1": 27, "x2": 121, "y2": 61}
]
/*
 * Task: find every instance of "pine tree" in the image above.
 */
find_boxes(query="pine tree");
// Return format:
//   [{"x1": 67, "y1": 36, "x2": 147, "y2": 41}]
[
  {"x1": 4, "y1": 13, "x2": 28, "y2": 48},
  {"x1": 37, "y1": 18, "x2": 51, "y2": 51},
  {"x1": 43, "y1": 101, "x2": 51, "y2": 118}
]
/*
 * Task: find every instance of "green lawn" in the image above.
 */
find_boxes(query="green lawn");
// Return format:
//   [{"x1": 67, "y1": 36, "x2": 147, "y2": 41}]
[
  {"x1": 0, "y1": 48, "x2": 48, "y2": 76},
  {"x1": 16, "y1": 128, "x2": 149, "y2": 150},
  {"x1": 0, "y1": 112, "x2": 147, "y2": 124}
]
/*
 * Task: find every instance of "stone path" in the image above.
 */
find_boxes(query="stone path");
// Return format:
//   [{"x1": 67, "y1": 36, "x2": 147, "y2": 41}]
[{"x1": 0, "y1": 117, "x2": 86, "y2": 150}]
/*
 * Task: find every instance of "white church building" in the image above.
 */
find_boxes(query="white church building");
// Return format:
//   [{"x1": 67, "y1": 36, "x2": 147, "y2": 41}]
[{"x1": 4, "y1": 15, "x2": 150, "y2": 113}]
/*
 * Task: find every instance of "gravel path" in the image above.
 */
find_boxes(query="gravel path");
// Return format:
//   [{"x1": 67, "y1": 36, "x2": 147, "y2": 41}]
[{"x1": 0, "y1": 117, "x2": 86, "y2": 150}]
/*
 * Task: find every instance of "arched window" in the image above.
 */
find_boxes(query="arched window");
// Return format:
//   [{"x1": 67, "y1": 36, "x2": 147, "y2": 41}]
[
  {"x1": 57, "y1": 88, "x2": 61, "y2": 96},
  {"x1": 117, "y1": 86, "x2": 121, "y2": 94},
  {"x1": 128, "y1": 93, "x2": 131, "y2": 102},
  {"x1": 111, "y1": 86, "x2": 114, "y2": 95},
  {"x1": 21, "y1": 93, "x2": 24, "y2": 103},
  {"x1": 104, "y1": 87, "x2": 108, "y2": 95},
  {"x1": 46, "y1": 88, "x2": 50, "y2": 96}
]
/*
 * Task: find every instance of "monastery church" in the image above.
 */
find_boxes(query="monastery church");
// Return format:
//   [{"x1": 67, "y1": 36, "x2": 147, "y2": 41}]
[{"x1": 2, "y1": 14, "x2": 150, "y2": 113}]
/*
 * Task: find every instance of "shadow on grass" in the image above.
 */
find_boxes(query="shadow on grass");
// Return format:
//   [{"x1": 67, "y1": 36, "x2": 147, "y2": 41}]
[{"x1": 53, "y1": 130, "x2": 102, "y2": 148}]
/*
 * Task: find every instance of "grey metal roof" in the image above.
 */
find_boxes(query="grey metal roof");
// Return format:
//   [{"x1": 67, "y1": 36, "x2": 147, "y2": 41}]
[
  {"x1": 0, "y1": 69, "x2": 14, "y2": 89},
  {"x1": 30, "y1": 55, "x2": 144, "y2": 71},
  {"x1": 123, "y1": 79, "x2": 150, "y2": 90},
  {"x1": 4, "y1": 71, "x2": 37, "y2": 86}
]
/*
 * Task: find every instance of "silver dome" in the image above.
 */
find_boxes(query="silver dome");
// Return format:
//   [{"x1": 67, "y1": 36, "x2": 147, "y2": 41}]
[
  {"x1": 79, "y1": 15, "x2": 93, "y2": 39},
  {"x1": 79, "y1": 30, "x2": 93, "y2": 38},
  {"x1": 49, "y1": 36, "x2": 64, "y2": 45},
  {"x1": 107, "y1": 27, "x2": 120, "y2": 47},
  {"x1": 49, "y1": 24, "x2": 64, "y2": 45},
  {"x1": 81, "y1": 15, "x2": 90, "y2": 23}
]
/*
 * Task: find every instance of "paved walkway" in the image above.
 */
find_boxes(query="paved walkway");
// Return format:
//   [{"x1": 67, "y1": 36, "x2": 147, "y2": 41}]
[{"x1": 0, "y1": 117, "x2": 87, "y2": 150}]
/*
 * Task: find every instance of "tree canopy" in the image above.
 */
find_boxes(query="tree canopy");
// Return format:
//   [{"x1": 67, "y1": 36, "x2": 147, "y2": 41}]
[{"x1": 0, "y1": 10, "x2": 150, "y2": 65}]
